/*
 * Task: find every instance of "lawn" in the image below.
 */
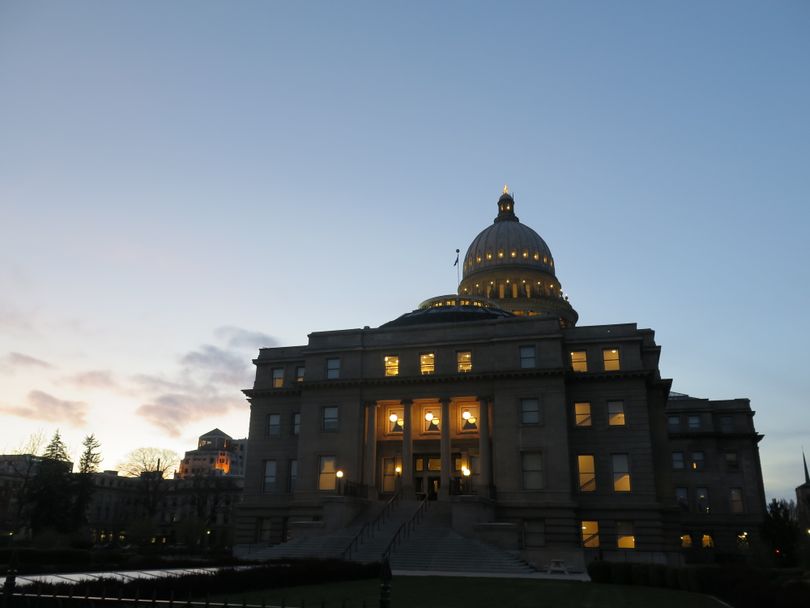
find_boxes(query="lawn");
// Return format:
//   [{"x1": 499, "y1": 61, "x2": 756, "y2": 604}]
[{"x1": 209, "y1": 575, "x2": 726, "y2": 608}]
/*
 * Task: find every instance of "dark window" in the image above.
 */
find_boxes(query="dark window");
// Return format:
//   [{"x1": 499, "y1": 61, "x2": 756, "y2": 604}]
[
  {"x1": 696, "y1": 487, "x2": 710, "y2": 513},
  {"x1": 730, "y1": 488, "x2": 744, "y2": 513},
  {"x1": 720, "y1": 415, "x2": 733, "y2": 433},
  {"x1": 675, "y1": 487, "x2": 689, "y2": 511},
  {"x1": 668, "y1": 415, "x2": 680, "y2": 430},
  {"x1": 521, "y1": 398, "x2": 541, "y2": 425},
  {"x1": 322, "y1": 407, "x2": 339, "y2": 432},
  {"x1": 522, "y1": 452, "x2": 544, "y2": 489},
  {"x1": 266, "y1": 414, "x2": 281, "y2": 437},
  {"x1": 608, "y1": 401, "x2": 626, "y2": 426},
  {"x1": 288, "y1": 460, "x2": 298, "y2": 492},
  {"x1": 292, "y1": 413, "x2": 301, "y2": 436},
  {"x1": 688, "y1": 415, "x2": 701, "y2": 430},
  {"x1": 326, "y1": 358, "x2": 340, "y2": 379},
  {"x1": 296, "y1": 366, "x2": 305, "y2": 382},
  {"x1": 672, "y1": 452, "x2": 685, "y2": 470},
  {"x1": 725, "y1": 452, "x2": 738, "y2": 471},
  {"x1": 519, "y1": 346, "x2": 536, "y2": 369},
  {"x1": 263, "y1": 460, "x2": 277, "y2": 492}
]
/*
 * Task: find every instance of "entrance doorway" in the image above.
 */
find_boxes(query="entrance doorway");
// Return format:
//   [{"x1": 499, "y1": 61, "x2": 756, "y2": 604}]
[{"x1": 414, "y1": 454, "x2": 442, "y2": 500}]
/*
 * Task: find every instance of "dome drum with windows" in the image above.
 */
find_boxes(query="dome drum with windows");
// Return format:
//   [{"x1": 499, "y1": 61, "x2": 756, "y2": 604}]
[
  {"x1": 445, "y1": 188, "x2": 577, "y2": 326},
  {"x1": 385, "y1": 187, "x2": 578, "y2": 328}
]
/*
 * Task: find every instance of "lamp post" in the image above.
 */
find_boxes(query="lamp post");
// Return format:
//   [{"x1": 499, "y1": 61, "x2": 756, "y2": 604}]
[{"x1": 336, "y1": 469, "x2": 344, "y2": 495}]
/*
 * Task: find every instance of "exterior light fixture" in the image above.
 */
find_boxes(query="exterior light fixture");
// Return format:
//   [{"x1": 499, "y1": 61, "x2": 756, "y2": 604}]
[
  {"x1": 336, "y1": 470, "x2": 344, "y2": 479},
  {"x1": 395, "y1": 465, "x2": 402, "y2": 475},
  {"x1": 389, "y1": 413, "x2": 398, "y2": 423},
  {"x1": 468, "y1": 417, "x2": 477, "y2": 424},
  {"x1": 461, "y1": 466, "x2": 471, "y2": 477},
  {"x1": 462, "y1": 410, "x2": 471, "y2": 420},
  {"x1": 424, "y1": 412, "x2": 434, "y2": 422}
]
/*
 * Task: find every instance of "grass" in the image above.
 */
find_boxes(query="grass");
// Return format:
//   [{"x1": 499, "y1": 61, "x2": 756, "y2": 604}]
[{"x1": 209, "y1": 575, "x2": 727, "y2": 608}]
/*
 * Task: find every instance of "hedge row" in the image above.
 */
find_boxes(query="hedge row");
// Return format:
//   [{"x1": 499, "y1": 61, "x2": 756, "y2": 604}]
[
  {"x1": 587, "y1": 561, "x2": 810, "y2": 608},
  {"x1": 14, "y1": 560, "x2": 380, "y2": 600}
]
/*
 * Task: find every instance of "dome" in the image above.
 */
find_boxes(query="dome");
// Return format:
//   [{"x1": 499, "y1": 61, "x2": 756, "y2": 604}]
[{"x1": 456, "y1": 188, "x2": 578, "y2": 326}]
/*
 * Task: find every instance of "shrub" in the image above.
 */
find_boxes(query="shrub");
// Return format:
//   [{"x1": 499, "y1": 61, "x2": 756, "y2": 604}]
[
  {"x1": 610, "y1": 562, "x2": 632, "y2": 585},
  {"x1": 586, "y1": 560, "x2": 610, "y2": 583},
  {"x1": 630, "y1": 563, "x2": 649, "y2": 586}
]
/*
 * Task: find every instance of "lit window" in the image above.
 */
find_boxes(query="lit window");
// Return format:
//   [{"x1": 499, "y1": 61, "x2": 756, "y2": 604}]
[
  {"x1": 382, "y1": 458, "x2": 398, "y2": 492},
  {"x1": 667, "y1": 415, "x2": 680, "y2": 430},
  {"x1": 736, "y1": 531, "x2": 749, "y2": 548},
  {"x1": 318, "y1": 456, "x2": 337, "y2": 491},
  {"x1": 612, "y1": 454, "x2": 631, "y2": 492},
  {"x1": 296, "y1": 366, "x2": 305, "y2": 382},
  {"x1": 720, "y1": 415, "x2": 733, "y2": 433},
  {"x1": 616, "y1": 522, "x2": 635, "y2": 549},
  {"x1": 292, "y1": 412, "x2": 300, "y2": 436},
  {"x1": 574, "y1": 402, "x2": 592, "y2": 427},
  {"x1": 581, "y1": 521, "x2": 599, "y2": 547},
  {"x1": 460, "y1": 407, "x2": 478, "y2": 431},
  {"x1": 322, "y1": 406, "x2": 339, "y2": 432},
  {"x1": 423, "y1": 409, "x2": 440, "y2": 432},
  {"x1": 725, "y1": 452, "x2": 738, "y2": 471},
  {"x1": 675, "y1": 487, "x2": 689, "y2": 511},
  {"x1": 420, "y1": 353, "x2": 435, "y2": 375},
  {"x1": 696, "y1": 487, "x2": 710, "y2": 513},
  {"x1": 384, "y1": 355, "x2": 399, "y2": 377},
  {"x1": 602, "y1": 349, "x2": 620, "y2": 371},
  {"x1": 701, "y1": 534, "x2": 714, "y2": 548},
  {"x1": 263, "y1": 460, "x2": 277, "y2": 493},
  {"x1": 570, "y1": 351, "x2": 588, "y2": 372},
  {"x1": 388, "y1": 409, "x2": 404, "y2": 433},
  {"x1": 326, "y1": 358, "x2": 340, "y2": 379},
  {"x1": 688, "y1": 415, "x2": 701, "y2": 430},
  {"x1": 730, "y1": 488, "x2": 744, "y2": 513},
  {"x1": 288, "y1": 460, "x2": 298, "y2": 492},
  {"x1": 672, "y1": 452, "x2": 685, "y2": 470},
  {"x1": 427, "y1": 458, "x2": 441, "y2": 471},
  {"x1": 522, "y1": 452, "x2": 544, "y2": 490},
  {"x1": 521, "y1": 398, "x2": 541, "y2": 425},
  {"x1": 519, "y1": 345, "x2": 536, "y2": 368},
  {"x1": 272, "y1": 368, "x2": 284, "y2": 388},
  {"x1": 578, "y1": 455, "x2": 596, "y2": 492},
  {"x1": 457, "y1": 351, "x2": 472, "y2": 373},
  {"x1": 680, "y1": 533, "x2": 692, "y2": 548},
  {"x1": 608, "y1": 401, "x2": 625, "y2": 426},
  {"x1": 266, "y1": 414, "x2": 281, "y2": 437},
  {"x1": 691, "y1": 452, "x2": 705, "y2": 470}
]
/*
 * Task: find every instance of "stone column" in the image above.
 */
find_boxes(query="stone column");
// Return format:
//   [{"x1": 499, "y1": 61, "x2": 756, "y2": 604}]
[
  {"x1": 439, "y1": 398, "x2": 451, "y2": 500},
  {"x1": 364, "y1": 401, "x2": 378, "y2": 499},
  {"x1": 477, "y1": 396, "x2": 493, "y2": 497},
  {"x1": 401, "y1": 399, "x2": 414, "y2": 497}
]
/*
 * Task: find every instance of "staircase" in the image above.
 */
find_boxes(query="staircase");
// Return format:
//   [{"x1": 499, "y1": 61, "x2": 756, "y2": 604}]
[{"x1": 389, "y1": 502, "x2": 536, "y2": 575}]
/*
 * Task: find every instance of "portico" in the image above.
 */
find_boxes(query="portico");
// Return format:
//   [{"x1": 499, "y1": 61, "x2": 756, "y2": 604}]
[{"x1": 363, "y1": 396, "x2": 492, "y2": 501}]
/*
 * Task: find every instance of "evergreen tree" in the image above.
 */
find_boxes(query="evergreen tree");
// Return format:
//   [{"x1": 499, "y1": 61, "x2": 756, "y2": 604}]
[
  {"x1": 28, "y1": 430, "x2": 74, "y2": 535},
  {"x1": 761, "y1": 498, "x2": 800, "y2": 566},
  {"x1": 73, "y1": 434, "x2": 103, "y2": 529}
]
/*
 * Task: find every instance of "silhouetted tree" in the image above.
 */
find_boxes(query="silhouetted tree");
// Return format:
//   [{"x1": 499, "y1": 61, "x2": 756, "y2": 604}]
[
  {"x1": 28, "y1": 431, "x2": 73, "y2": 535},
  {"x1": 761, "y1": 498, "x2": 800, "y2": 566},
  {"x1": 72, "y1": 434, "x2": 103, "y2": 529},
  {"x1": 118, "y1": 447, "x2": 180, "y2": 520}
]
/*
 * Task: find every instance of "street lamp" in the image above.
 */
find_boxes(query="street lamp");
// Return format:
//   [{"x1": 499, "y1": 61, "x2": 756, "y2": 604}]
[{"x1": 336, "y1": 469, "x2": 344, "y2": 494}]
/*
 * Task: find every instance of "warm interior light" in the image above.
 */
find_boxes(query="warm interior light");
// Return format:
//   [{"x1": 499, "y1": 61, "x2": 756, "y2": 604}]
[
  {"x1": 389, "y1": 413, "x2": 398, "y2": 423},
  {"x1": 462, "y1": 410, "x2": 471, "y2": 420},
  {"x1": 336, "y1": 470, "x2": 344, "y2": 479},
  {"x1": 424, "y1": 412, "x2": 434, "y2": 422}
]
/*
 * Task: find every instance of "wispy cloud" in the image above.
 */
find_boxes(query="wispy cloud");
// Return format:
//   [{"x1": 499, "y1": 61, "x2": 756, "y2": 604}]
[
  {"x1": 61, "y1": 369, "x2": 118, "y2": 390},
  {"x1": 0, "y1": 352, "x2": 54, "y2": 374},
  {"x1": 0, "y1": 390, "x2": 88, "y2": 426},
  {"x1": 132, "y1": 326, "x2": 273, "y2": 436},
  {"x1": 214, "y1": 326, "x2": 277, "y2": 350}
]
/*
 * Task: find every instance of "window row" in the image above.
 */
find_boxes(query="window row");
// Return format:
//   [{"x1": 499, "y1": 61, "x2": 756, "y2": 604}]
[
  {"x1": 570, "y1": 348, "x2": 621, "y2": 373},
  {"x1": 385, "y1": 405, "x2": 481, "y2": 434},
  {"x1": 573, "y1": 401, "x2": 626, "y2": 427},
  {"x1": 383, "y1": 351, "x2": 472, "y2": 376},
  {"x1": 265, "y1": 408, "x2": 337, "y2": 436},
  {"x1": 580, "y1": 520, "x2": 636, "y2": 549},
  {"x1": 271, "y1": 366, "x2": 306, "y2": 388},
  {"x1": 675, "y1": 486, "x2": 745, "y2": 514},
  {"x1": 667, "y1": 413, "x2": 737, "y2": 433},
  {"x1": 672, "y1": 450, "x2": 740, "y2": 471},
  {"x1": 680, "y1": 530, "x2": 751, "y2": 549},
  {"x1": 577, "y1": 454, "x2": 632, "y2": 492},
  {"x1": 263, "y1": 455, "x2": 345, "y2": 493}
]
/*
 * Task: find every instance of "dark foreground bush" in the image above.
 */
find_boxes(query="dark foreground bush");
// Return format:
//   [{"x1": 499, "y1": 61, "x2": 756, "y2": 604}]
[
  {"x1": 586, "y1": 560, "x2": 810, "y2": 608},
  {"x1": 17, "y1": 559, "x2": 380, "y2": 600}
]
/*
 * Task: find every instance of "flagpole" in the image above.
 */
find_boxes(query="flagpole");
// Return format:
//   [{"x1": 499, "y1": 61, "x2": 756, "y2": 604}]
[{"x1": 454, "y1": 249, "x2": 460, "y2": 287}]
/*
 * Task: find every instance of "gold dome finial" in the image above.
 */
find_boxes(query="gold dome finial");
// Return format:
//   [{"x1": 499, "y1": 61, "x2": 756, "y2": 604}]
[{"x1": 503, "y1": 184, "x2": 509, "y2": 195}]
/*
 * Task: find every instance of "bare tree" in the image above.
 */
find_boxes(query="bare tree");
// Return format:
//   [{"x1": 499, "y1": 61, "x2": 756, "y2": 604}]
[
  {"x1": 118, "y1": 447, "x2": 180, "y2": 479},
  {"x1": 118, "y1": 447, "x2": 181, "y2": 521}
]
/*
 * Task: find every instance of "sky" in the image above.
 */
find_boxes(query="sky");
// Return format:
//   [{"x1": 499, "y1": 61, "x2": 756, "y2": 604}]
[{"x1": 0, "y1": 1, "x2": 808, "y2": 500}]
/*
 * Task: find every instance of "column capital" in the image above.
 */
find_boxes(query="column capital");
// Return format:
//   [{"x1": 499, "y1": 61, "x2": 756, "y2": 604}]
[
  {"x1": 438, "y1": 397, "x2": 451, "y2": 405},
  {"x1": 400, "y1": 398, "x2": 413, "y2": 405},
  {"x1": 364, "y1": 400, "x2": 378, "y2": 409},
  {"x1": 477, "y1": 395, "x2": 493, "y2": 405}
]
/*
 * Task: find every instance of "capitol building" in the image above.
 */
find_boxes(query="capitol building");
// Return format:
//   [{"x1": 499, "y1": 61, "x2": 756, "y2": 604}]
[{"x1": 234, "y1": 189, "x2": 766, "y2": 571}]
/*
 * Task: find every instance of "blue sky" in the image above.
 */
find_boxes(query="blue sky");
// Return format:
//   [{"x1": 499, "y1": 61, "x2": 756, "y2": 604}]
[{"x1": 0, "y1": 1, "x2": 808, "y2": 500}]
